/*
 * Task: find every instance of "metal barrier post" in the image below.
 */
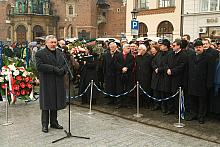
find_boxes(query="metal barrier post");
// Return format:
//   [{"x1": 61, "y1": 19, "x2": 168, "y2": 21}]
[
  {"x1": 88, "y1": 80, "x2": 94, "y2": 115},
  {"x1": 133, "y1": 81, "x2": 143, "y2": 118},
  {"x1": 1, "y1": 84, "x2": 13, "y2": 126},
  {"x1": 174, "y1": 87, "x2": 185, "y2": 128}
]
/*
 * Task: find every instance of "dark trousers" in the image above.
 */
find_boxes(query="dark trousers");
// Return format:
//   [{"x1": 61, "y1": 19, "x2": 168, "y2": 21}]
[
  {"x1": 41, "y1": 110, "x2": 58, "y2": 127},
  {"x1": 189, "y1": 95, "x2": 207, "y2": 119}
]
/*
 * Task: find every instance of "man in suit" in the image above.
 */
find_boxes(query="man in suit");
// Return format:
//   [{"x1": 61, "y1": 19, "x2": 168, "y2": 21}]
[{"x1": 35, "y1": 35, "x2": 67, "y2": 133}]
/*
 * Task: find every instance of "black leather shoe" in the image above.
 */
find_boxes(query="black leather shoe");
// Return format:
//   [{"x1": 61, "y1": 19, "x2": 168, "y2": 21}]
[
  {"x1": 185, "y1": 115, "x2": 197, "y2": 121},
  {"x1": 50, "y1": 124, "x2": 63, "y2": 129},
  {"x1": 42, "y1": 126, "x2": 48, "y2": 133},
  {"x1": 198, "y1": 118, "x2": 205, "y2": 124}
]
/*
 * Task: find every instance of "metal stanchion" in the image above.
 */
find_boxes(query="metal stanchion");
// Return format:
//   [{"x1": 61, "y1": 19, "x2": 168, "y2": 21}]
[
  {"x1": 88, "y1": 80, "x2": 94, "y2": 115},
  {"x1": 1, "y1": 84, "x2": 13, "y2": 126},
  {"x1": 174, "y1": 87, "x2": 185, "y2": 128},
  {"x1": 133, "y1": 81, "x2": 143, "y2": 118}
]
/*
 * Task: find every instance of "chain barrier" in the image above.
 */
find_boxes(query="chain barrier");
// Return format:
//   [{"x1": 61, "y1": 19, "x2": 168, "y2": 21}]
[
  {"x1": 93, "y1": 83, "x2": 137, "y2": 98},
  {"x1": 70, "y1": 83, "x2": 91, "y2": 99},
  {"x1": 139, "y1": 85, "x2": 180, "y2": 102}
]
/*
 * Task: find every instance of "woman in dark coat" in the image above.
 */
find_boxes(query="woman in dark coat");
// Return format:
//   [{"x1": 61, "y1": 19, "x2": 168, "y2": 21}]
[
  {"x1": 78, "y1": 47, "x2": 98, "y2": 104},
  {"x1": 35, "y1": 35, "x2": 67, "y2": 133}
]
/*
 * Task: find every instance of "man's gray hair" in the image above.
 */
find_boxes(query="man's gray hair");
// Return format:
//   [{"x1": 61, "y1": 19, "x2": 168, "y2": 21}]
[
  {"x1": 139, "y1": 44, "x2": 147, "y2": 51},
  {"x1": 123, "y1": 43, "x2": 130, "y2": 49},
  {"x1": 45, "y1": 35, "x2": 57, "y2": 42},
  {"x1": 109, "y1": 42, "x2": 117, "y2": 47}
]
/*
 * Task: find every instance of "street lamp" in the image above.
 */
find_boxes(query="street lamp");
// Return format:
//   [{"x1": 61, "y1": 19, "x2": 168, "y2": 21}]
[{"x1": 131, "y1": 8, "x2": 138, "y2": 20}]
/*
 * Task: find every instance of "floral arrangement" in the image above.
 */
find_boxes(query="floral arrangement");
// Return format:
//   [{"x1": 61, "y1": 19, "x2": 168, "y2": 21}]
[{"x1": 0, "y1": 56, "x2": 35, "y2": 104}]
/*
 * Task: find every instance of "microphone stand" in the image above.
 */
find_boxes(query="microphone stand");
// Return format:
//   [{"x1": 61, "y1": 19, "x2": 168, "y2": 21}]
[{"x1": 52, "y1": 50, "x2": 90, "y2": 143}]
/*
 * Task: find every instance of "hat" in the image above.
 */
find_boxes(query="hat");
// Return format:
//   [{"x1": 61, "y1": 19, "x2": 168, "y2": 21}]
[
  {"x1": 158, "y1": 39, "x2": 170, "y2": 48},
  {"x1": 193, "y1": 40, "x2": 203, "y2": 47}
]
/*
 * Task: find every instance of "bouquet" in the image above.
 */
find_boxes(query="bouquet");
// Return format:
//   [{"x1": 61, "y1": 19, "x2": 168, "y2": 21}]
[{"x1": 0, "y1": 63, "x2": 34, "y2": 104}]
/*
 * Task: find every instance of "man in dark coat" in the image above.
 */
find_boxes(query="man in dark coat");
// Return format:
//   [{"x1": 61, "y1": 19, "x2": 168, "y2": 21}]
[
  {"x1": 151, "y1": 39, "x2": 172, "y2": 113},
  {"x1": 186, "y1": 40, "x2": 214, "y2": 124},
  {"x1": 167, "y1": 39, "x2": 187, "y2": 114},
  {"x1": 115, "y1": 44, "x2": 133, "y2": 108},
  {"x1": 136, "y1": 44, "x2": 153, "y2": 108},
  {"x1": 35, "y1": 35, "x2": 67, "y2": 133},
  {"x1": 103, "y1": 42, "x2": 120, "y2": 105}
]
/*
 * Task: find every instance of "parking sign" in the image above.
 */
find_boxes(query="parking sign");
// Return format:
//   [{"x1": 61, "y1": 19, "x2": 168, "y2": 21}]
[{"x1": 131, "y1": 20, "x2": 139, "y2": 35}]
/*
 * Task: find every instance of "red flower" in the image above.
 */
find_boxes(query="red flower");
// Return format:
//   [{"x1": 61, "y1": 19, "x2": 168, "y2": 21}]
[
  {"x1": 13, "y1": 85, "x2": 20, "y2": 91},
  {"x1": 24, "y1": 77, "x2": 30, "y2": 83},
  {"x1": 26, "y1": 83, "x2": 32, "y2": 89},
  {"x1": 21, "y1": 90, "x2": 26, "y2": 95},
  {"x1": 20, "y1": 82, "x2": 26, "y2": 88},
  {"x1": 16, "y1": 91, "x2": 20, "y2": 96},
  {"x1": 29, "y1": 77, "x2": 33, "y2": 82},
  {"x1": 26, "y1": 90, "x2": 30, "y2": 95},
  {"x1": 16, "y1": 75, "x2": 22, "y2": 81},
  {"x1": 7, "y1": 90, "x2": 10, "y2": 95},
  {"x1": 1, "y1": 83, "x2": 7, "y2": 89}
]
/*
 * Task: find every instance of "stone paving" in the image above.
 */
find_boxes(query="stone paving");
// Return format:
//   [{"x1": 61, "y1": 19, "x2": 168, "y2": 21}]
[{"x1": 0, "y1": 100, "x2": 219, "y2": 147}]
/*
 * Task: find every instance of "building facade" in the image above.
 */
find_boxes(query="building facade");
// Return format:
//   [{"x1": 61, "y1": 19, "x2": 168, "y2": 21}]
[
  {"x1": 183, "y1": 0, "x2": 220, "y2": 41},
  {"x1": 126, "y1": 0, "x2": 182, "y2": 41},
  {"x1": 0, "y1": 0, "x2": 126, "y2": 43}
]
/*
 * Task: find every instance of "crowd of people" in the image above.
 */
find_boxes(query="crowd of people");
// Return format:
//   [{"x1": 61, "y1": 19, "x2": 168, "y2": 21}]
[{"x1": 1, "y1": 34, "x2": 220, "y2": 126}]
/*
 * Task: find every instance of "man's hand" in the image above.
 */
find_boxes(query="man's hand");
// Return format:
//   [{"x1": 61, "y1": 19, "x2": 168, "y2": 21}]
[
  {"x1": 122, "y1": 67, "x2": 128, "y2": 73},
  {"x1": 53, "y1": 66, "x2": 65, "y2": 76},
  {"x1": 155, "y1": 68, "x2": 158, "y2": 74},
  {"x1": 167, "y1": 69, "x2": 172, "y2": 75}
]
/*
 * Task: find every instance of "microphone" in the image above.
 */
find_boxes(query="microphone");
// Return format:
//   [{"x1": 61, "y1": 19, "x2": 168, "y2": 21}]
[{"x1": 56, "y1": 47, "x2": 65, "y2": 52}]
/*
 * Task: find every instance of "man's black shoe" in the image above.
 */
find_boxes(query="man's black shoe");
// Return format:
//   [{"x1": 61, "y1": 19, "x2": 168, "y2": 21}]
[
  {"x1": 198, "y1": 118, "x2": 205, "y2": 124},
  {"x1": 50, "y1": 124, "x2": 63, "y2": 129},
  {"x1": 42, "y1": 126, "x2": 48, "y2": 133},
  {"x1": 185, "y1": 115, "x2": 197, "y2": 121}
]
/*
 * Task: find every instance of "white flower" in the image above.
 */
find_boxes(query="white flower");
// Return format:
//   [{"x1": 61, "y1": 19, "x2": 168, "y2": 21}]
[
  {"x1": 8, "y1": 64, "x2": 16, "y2": 71},
  {"x1": 0, "y1": 77, "x2": 4, "y2": 82},
  {"x1": 13, "y1": 70, "x2": 20, "y2": 76},
  {"x1": 22, "y1": 71, "x2": 28, "y2": 77},
  {"x1": 5, "y1": 76, "x2": 9, "y2": 81}
]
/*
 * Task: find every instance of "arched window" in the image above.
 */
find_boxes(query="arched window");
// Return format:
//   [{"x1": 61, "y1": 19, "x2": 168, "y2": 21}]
[
  {"x1": 157, "y1": 21, "x2": 174, "y2": 41},
  {"x1": 69, "y1": 5, "x2": 73, "y2": 15},
  {"x1": 16, "y1": 25, "x2": 27, "y2": 43},
  {"x1": 138, "y1": 22, "x2": 148, "y2": 37},
  {"x1": 33, "y1": 25, "x2": 44, "y2": 40}
]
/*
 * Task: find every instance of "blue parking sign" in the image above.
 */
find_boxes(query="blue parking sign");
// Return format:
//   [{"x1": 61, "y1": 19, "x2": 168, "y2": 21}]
[
  {"x1": 131, "y1": 20, "x2": 139, "y2": 35},
  {"x1": 131, "y1": 20, "x2": 139, "y2": 30}
]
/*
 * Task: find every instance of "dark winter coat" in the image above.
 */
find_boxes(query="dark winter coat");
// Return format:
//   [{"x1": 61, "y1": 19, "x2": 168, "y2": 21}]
[
  {"x1": 188, "y1": 52, "x2": 213, "y2": 96},
  {"x1": 115, "y1": 52, "x2": 133, "y2": 94},
  {"x1": 167, "y1": 50, "x2": 187, "y2": 93},
  {"x1": 136, "y1": 53, "x2": 153, "y2": 93},
  {"x1": 103, "y1": 50, "x2": 120, "y2": 94},
  {"x1": 35, "y1": 47, "x2": 67, "y2": 110},
  {"x1": 151, "y1": 50, "x2": 172, "y2": 93}
]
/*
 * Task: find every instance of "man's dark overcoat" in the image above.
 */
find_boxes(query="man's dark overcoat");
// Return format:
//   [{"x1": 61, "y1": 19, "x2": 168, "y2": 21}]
[
  {"x1": 35, "y1": 47, "x2": 67, "y2": 110},
  {"x1": 136, "y1": 53, "x2": 152, "y2": 93},
  {"x1": 115, "y1": 52, "x2": 133, "y2": 94},
  {"x1": 188, "y1": 52, "x2": 213, "y2": 96},
  {"x1": 167, "y1": 50, "x2": 187, "y2": 93}
]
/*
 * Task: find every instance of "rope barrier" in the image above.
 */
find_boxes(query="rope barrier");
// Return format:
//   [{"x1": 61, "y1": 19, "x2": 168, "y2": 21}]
[
  {"x1": 93, "y1": 83, "x2": 137, "y2": 98},
  {"x1": 139, "y1": 85, "x2": 180, "y2": 102},
  {"x1": 70, "y1": 83, "x2": 91, "y2": 99}
]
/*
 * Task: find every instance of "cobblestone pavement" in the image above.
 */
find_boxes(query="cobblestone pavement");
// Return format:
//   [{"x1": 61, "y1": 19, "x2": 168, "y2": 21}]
[{"x1": 0, "y1": 101, "x2": 219, "y2": 147}]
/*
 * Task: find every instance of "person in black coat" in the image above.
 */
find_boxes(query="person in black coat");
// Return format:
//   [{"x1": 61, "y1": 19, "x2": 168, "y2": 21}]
[
  {"x1": 78, "y1": 47, "x2": 98, "y2": 105},
  {"x1": 166, "y1": 39, "x2": 187, "y2": 114},
  {"x1": 103, "y1": 42, "x2": 120, "y2": 105},
  {"x1": 115, "y1": 44, "x2": 133, "y2": 108},
  {"x1": 203, "y1": 39, "x2": 219, "y2": 115},
  {"x1": 35, "y1": 35, "x2": 67, "y2": 133},
  {"x1": 186, "y1": 40, "x2": 214, "y2": 124},
  {"x1": 151, "y1": 39, "x2": 172, "y2": 113},
  {"x1": 136, "y1": 44, "x2": 153, "y2": 108}
]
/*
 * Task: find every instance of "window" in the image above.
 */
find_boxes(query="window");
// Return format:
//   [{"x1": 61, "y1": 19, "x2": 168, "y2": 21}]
[
  {"x1": 69, "y1": 5, "x2": 73, "y2": 15},
  {"x1": 157, "y1": 21, "x2": 174, "y2": 41},
  {"x1": 138, "y1": 0, "x2": 149, "y2": 9},
  {"x1": 138, "y1": 23, "x2": 148, "y2": 37},
  {"x1": 201, "y1": 0, "x2": 220, "y2": 11},
  {"x1": 158, "y1": 0, "x2": 175, "y2": 8}
]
